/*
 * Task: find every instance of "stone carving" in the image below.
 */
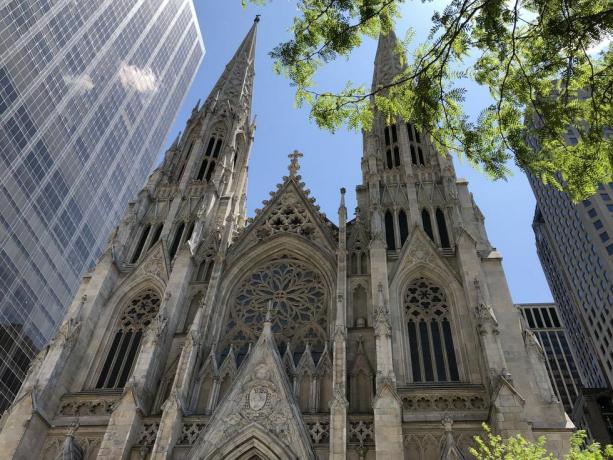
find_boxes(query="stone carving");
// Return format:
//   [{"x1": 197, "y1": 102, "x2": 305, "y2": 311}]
[
  {"x1": 51, "y1": 317, "x2": 81, "y2": 352},
  {"x1": 407, "y1": 242, "x2": 434, "y2": 264},
  {"x1": 401, "y1": 394, "x2": 487, "y2": 411},
  {"x1": 348, "y1": 419, "x2": 375, "y2": 447},
  {"x1": 138, "y1": 248, "x2": 166, "y2": 280},
  {"x1": 373, "y1": 283, "x2": 391, "y2": 338},
  {"x1": 221, "y1": 256, "x2": 328, "y2": 356},
  {"x1": 306, "y1": 420, "x2": 330, "y2": 445},
  {"x1": 58, "y1": 398, "x2": 117, "y2": 417},
  {"x1": 134, "y1": 421, "x2": 160, "y2": 447},
  {"x1": 117, "y1": 290, "x2": 161, "y2": 332},
  {"x1": 177, "y1": 421, "x2": 207, "y2": 445},
  {"x1": 260, "y1": 191, "x2": 318, "y2": 240}
]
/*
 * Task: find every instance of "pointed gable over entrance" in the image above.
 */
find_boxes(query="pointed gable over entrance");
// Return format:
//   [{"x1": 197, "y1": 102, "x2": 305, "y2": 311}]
[
  {"x1": 229, "y1": 150, "x2": 337, "y2": 256},
  {"x1": 188, "y1": 307, "x2": 316, "y2": 460}
]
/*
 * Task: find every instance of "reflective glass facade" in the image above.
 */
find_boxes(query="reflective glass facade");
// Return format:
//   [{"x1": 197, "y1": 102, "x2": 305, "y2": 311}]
[
  {"x1": 531, "y1": 177, "x2": 613, "y2": 390},
  {"x1": 517, "y1": 303, "x2": 582, "y2": 413},
  {"x1": 0, "y1": 0, "x2": 204, "y2": 411}
]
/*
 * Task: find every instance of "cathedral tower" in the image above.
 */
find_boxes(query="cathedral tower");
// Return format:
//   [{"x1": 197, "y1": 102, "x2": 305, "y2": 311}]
[{"x1": 0, "y1": 23, "x2": 574, "y2": 460}]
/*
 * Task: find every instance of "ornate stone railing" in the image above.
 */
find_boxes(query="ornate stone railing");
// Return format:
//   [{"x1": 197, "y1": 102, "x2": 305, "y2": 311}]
[
  {"x1": 304, "y1": 414, "x2": 330, "y2": 445},
  {"x1": 134, "y1": 417, "x2": 161, "y2": 447},
  {"x1": 398, "y1": 384, "x2": 489, "y2": 422},
  {"x1": 56, "y1": 391, "x2": 122, "y2": 419},
  {"x1": 177, "y1": 416, "x2": 210, "y2": 446},
  {"x1": 348, "y1": 415, "x2": 375, "y2": 447}
]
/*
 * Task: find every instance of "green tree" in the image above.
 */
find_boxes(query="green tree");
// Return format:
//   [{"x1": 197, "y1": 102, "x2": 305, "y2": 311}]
[
  {"x1": 470, "y1": 424, "x2": 613, "y2": 459},
  {"x1": 246, "y1": 0, "x2": 612, "y2": 200}
]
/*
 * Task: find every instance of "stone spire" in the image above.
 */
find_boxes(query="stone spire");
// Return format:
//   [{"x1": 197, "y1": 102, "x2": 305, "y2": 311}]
[
  {"x1": 371, "y1": 28, "x2": 404, "y2": 93},
  {"x1": 205, "y1": 16, "x2": 259, "y2": 112}
]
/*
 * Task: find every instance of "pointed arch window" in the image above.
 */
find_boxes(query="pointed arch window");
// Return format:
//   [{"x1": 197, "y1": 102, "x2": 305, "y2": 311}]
[
  {"x1": 385, "y1": 211, "x2": 396, "y2": 250},
  {"x1": 178, "y1": 142, "x2": 194, "y2": 181},
  {"x1": 149, "y1": 224, "x2": 163, "y2": 249},
  {"x1": 169, "y1": 222, "x2": 185, "y2": 260},
  {"x1": 410, "y1": 145, "x2": 417, "y2": 165},
  {"x1": 131, "y1": 224, "x2": 151, "y2": 263},
  {"x1": 196, "y1": 258, "x2": 215, "y2": 282},
  {"x1": 398, "y1": 210, "x2": 409, "y2": 246},
  {"x1": 404, "y1": 278, "x2": 459, "y2": 383},
  {"x1": 95, "y1": 290, "x2": 161, "y2": 389},
  {"x1": 422, "y1": 209, "x2": 434, "y2": 241},
  {"x1": 418, "y1": 147, "x2": 425, "y2": 165},
  {"x1": 350, "y1": 252, "x2": 359, "y2": 274},
  {"x1": 384, "y1": 124, "x2": 400, "y2": 169},
  {"x1": 197, "y1": 126, "x2": 225, "y2": 181},
  {"x1": 436, "y1": 208, "x2": 451, "y2": 248},
  {"x1": 407, "y1": 123, "x2": 414, "y2": 142}
]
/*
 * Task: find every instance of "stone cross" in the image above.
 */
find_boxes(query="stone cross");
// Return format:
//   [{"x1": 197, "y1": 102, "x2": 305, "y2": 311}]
[{"x1": 288, "y1": 150, "x2": 303, "y2": 176}]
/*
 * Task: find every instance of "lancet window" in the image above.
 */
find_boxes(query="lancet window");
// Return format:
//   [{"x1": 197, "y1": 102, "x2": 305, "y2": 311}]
[
  {"x1": 169, "y1": 222, "x2": 185, "y2": 260},
  {"x1": 197, "y1": 126, "x2": 225, "y2": 181},
  {"x1": 95, "y1": 290, "x2": 161, "y2": 389},
  {"x1": 221, "y1": 256, "x2": 328, "y2": 364},
  {"x1": 385, "y1": 211, "x2": 396, "y2": 250},
  {"x1": 436, "y1": 208, "x2": 451, "y2": 248},
  {"x1": 404, "y1": 278, "x2": 459, "y2": 383},
  {"x1": 149, "y1": 224, "x2": 163, "y2": 248},
  {"x1": 422, "y1": 209, "x2": 434, "y2": 241},
  {"x1": 177, "y1": 142, "x2": 194, "y2": 181},
  {"x1": 399, "y1": 210, "x2": 409, "y2": 246},
  {"x1": 131, "y1": 224, "x2": 151, "y2": 263},
  {"x1": 350, "y1": 250, "x2": 368, "y2": 275},
  {"x1": 384, "y1": 124, "x2": 401, "y2": 169},
  {"x1": 407, "y1": 123, "x2": 425, "y2": 165}
]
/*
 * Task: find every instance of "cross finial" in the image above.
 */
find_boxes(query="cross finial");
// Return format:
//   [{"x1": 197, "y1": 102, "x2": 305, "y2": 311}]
[
  {"x1": 254, "y1": 14, "x2": 261, "y2": 23},
  {"x1": 288, "y1": 150, "x2": 303, "y2": 176}
]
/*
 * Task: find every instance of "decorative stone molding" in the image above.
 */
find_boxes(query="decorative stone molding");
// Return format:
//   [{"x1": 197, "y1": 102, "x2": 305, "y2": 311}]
[
  {"x1": 134, "y1": 420, "x2": 160, "y2": 447},
  {"x1": 348, "y1": 417, "x2": 374, "y2": 447},
  {"x1": 177, "y1": 420, "x2": 208, "y2": 446},
  {"x1": 57, "y1": 396, "x2": 119, "y2": 418},
  {"x1": 304, "y1": 415, "x2": 330, "y2": 445},
  {"x1": 399, "y1": 386, "x2": 488, "y2": 414}
]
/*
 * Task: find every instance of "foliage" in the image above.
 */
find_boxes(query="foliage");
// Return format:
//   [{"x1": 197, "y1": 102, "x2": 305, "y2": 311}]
[
  {"x1": 245, "y1": 0, "x2": 613, "y2": 200},
  {"x1": 470, "y1": 424, "x2": 613, "y2": 459}
]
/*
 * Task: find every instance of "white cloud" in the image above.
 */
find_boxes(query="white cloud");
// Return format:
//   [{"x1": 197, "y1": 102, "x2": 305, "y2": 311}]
[
  {"x1": 587, "y1": 37, "x2": 611, "y2": 55},
  {"x1": 118, "y1": 63, "x2": 158, "y2": 94},
  {"x1": 63, "y1": 74, "x2": 94, "y2": 94}
]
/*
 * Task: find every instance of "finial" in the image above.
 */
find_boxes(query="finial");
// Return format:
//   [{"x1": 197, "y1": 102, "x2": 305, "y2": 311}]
[
  {"x1": 288, "y1": 150, "x2": 303, "y2": 177},
  {"x1": 339, "y1": 187, "x2": 346, "y2": 208},
  {"x1": 265, "y1": 300, "x2": 273, "y2": 322},
  {"x1": 254, "y1": 14, "x2": 261, "y2": 23}
]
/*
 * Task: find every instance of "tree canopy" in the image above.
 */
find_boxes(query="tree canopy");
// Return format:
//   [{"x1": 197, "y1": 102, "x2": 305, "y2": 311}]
[
  {"x1": 470, "y1": 424, "x2": 613, "y2": 459},
  {"x1": 246, "y1": 0, "x2": 612, "y2": 201}
]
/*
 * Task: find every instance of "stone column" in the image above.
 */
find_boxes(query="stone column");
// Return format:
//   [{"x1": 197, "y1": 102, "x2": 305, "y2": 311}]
[
  {"x1": 150, "y1": 307, "x2": 204, "y2": 460},
  {"x1": 372, "y1": 284, "x2": 404, "y2": 459},
  {"x1": 330, "y1": 188, "x2": 348, "y2": 459}
]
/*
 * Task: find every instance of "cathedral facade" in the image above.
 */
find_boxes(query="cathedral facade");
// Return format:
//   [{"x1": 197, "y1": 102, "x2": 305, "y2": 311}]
[{"x1": 0, "y1": 19, "x2": 574, "y2": 460}]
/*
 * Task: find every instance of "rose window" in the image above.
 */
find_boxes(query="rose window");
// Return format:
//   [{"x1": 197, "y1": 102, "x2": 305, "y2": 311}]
[{"x1": 222, "y1": 257, "x2": 328, "y2": 361}]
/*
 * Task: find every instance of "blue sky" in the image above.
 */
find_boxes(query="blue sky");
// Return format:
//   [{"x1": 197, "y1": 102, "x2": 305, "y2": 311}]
[{"x1": 160, "y1": 0, "x2": 552, "y2": 303}]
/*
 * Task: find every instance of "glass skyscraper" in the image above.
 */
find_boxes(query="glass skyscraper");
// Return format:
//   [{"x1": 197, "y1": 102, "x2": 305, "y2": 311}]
[{"x1": 0, "y1": 0, "x2": 204, "y2": 411}]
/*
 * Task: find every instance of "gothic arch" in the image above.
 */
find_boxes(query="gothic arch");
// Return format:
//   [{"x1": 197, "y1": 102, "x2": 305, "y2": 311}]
[
  {"x1": 390, "y1": 261, "x2": 474, "y2": 385},
  {"x1": 83, "y1": 277, "x2": 165, "y2": 389},
  {"x1": 195, "y1": 423, "x2": 302, "y2": 460},
  {"x1": 90, "y1": 286, "x2": 163, "y2": 390}
]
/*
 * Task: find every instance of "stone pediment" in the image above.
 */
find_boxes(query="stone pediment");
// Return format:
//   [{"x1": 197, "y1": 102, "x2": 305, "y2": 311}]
[
  {"x1": 188, "y1": 314, "x2": 316, "y2": 460},
  {"x1": 389, "y1": 225, "x2": 460, "y2": 284},
  {"x1": 229, "y1": 175, "x2": 337, "y2": 256},
  {"x1": 134, "y1": 241, "x2": 169, "y2": 282}
]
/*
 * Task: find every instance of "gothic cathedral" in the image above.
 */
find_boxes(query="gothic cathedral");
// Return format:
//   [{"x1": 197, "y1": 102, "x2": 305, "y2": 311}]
[{"x1": 0, "y1": 19, "x2": 574, "y2": 460}]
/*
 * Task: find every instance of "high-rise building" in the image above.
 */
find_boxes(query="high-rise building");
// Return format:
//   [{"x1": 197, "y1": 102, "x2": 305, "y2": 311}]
[
  {"x1": 0, "y1": 0, "x2": 204, "y2": 411},
  {"x1": 516, "y1": 303, "x2": 581, "y2": 413},
  {"x1": 0, "y1": 21, "x2": 573, "y2": 459},
  {"x1": 530, "y1": 174, "x2": 613, "y2": 390}
]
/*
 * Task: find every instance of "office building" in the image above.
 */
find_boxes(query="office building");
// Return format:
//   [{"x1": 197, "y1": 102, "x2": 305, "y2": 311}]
[{"x1": 0, "y1": 0, "x2": 204, "y2": 411}]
